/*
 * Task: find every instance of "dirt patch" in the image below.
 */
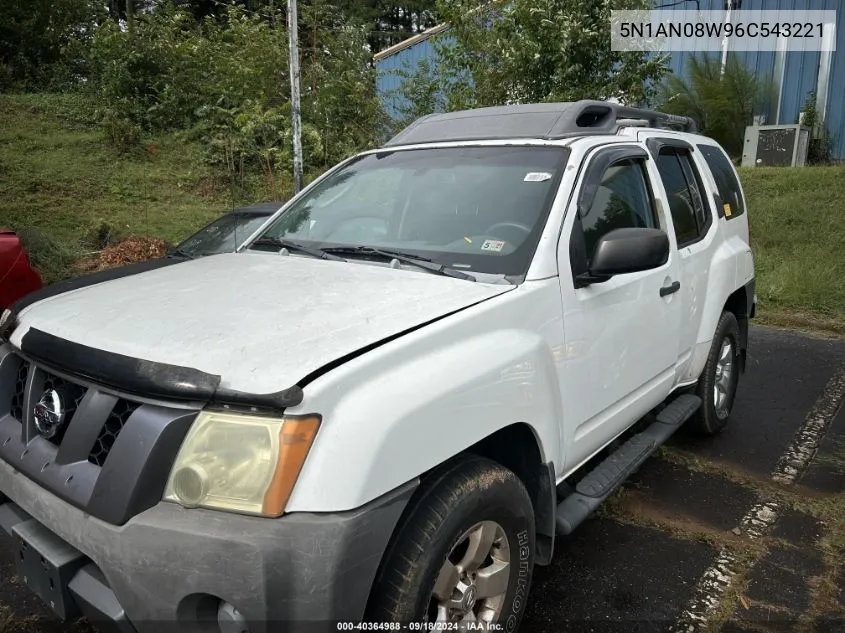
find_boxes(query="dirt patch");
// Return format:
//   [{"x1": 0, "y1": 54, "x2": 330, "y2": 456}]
[
  {"x1": 75, "y1": 236, "x2": 168, "y2": 273},
  {"x1": 607, "y1": 488, "x2": 753, "y2": 549}
]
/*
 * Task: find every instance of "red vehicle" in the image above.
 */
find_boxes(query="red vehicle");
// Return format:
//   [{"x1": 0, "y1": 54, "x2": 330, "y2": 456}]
[{"x1": 0, "y1": 230, "x2": 42, "y2": 309}]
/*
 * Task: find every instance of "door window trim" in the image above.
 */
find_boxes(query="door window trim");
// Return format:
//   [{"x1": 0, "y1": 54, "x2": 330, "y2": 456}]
[
  {"x1": 647, "y1": 138, "x2": 715, "y2": 249},
  {"x1": 569, "y1": 145, "x2": 660, "y2": 282}
]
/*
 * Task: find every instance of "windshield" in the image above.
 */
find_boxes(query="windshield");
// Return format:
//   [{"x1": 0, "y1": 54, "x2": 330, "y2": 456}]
[
  {"x1": 178, "y1": 213, "x2": 270, "y2": 257},
  {"x1": 252, "y1": 146, "x2": 569, "y2": 276}
]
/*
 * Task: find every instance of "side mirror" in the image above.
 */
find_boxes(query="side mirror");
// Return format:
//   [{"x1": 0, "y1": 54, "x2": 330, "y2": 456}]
[{"x1": 577, "y1": 228, "x2": 669, "y2": 286}]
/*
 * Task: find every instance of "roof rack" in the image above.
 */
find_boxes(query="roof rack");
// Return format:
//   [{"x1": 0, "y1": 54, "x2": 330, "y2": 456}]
[{"x1": 384, "y1": 100, "x2": 698, "y2": 147}]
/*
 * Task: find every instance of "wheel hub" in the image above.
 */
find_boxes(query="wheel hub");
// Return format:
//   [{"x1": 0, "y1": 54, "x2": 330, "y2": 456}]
[
  {"x1": 429, "y1": 520, "x2": 511, "y2": 626},
  {"x1": 713, "y1": 337, "x2": 735, "y2": 419}
]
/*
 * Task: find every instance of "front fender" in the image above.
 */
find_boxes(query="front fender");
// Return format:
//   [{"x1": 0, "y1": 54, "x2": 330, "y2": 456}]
[{"x1": 285, "y1": 283, "x2": 565, "y2": 513}]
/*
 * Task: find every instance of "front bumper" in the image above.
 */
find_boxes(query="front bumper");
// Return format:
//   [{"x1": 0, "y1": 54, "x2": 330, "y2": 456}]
[{"x1": 0, "y1": 458, "x2": 416, "y2": 633}]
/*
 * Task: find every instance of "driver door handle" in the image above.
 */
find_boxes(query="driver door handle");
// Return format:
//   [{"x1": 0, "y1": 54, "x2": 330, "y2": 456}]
[{"x1": 660, "y1": 281, "x2": 681, "y2": 297}]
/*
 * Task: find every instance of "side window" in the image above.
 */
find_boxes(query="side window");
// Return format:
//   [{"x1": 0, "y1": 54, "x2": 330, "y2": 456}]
[
  {"x1": 697, "y1": 144, "x2": 746, "y2": 218},
  {"x1": 655, "y1": 148, "x2": 710, "y2": 246},
  {"x1": 581, "y1": 158, "x2": 657, "y2": 261}
]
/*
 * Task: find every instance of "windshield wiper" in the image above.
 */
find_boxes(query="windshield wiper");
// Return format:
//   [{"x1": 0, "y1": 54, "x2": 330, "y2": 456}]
[
  {"x1": 323, "y1": 246, "x2": 476, "y2": 282},
  {"x1": 251, "y1": 237, "x2": 346, "y2": 261}
]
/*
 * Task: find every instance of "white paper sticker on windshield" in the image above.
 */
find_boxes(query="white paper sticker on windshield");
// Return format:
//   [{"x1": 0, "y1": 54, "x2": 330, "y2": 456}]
[
  {"x1": 524, "y1": 172, "x2": 552, "y2": 182},
  {"x1": 481, "y1": 239, "x2": 505, "y2": 252}
]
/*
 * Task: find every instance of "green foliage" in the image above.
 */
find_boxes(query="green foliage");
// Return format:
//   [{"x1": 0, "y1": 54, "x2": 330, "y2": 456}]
[
  {"x1": 392, "y1": 0, "x2": 669, "y2": 116},
  {"x1": 335, "y1": 0, "x2": 439, "y2": 52},
  {"x1": 0, "y1": 0, "x2": 105, "y2": 90},
  {"x1": 799, "y1": 91, "x2": 834, "y2": 166},
  {"x1": 657, "y1": 55, "x2": 774, "y2": 159},
  {"x1": 389, "y1": 57, "x2": 446, "y2": 128},
  {"x1": 87, "y1": 5, "x2": 291, "y2": 132},
  {"x1": 85, "y1": 2, "x2": 385, "y2": 193}
]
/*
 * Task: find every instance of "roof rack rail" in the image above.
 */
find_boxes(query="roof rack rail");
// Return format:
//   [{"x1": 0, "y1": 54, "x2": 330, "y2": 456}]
[{"x1": 384, "y1": 100, "x2": 699, "y2": 147}]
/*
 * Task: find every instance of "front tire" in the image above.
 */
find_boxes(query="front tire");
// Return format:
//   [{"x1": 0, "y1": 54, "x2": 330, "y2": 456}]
[
  {"x1": 366, "y1": 456, "x2": 535, "y2": 631},
  {"x1": 690, "y1": 310, "x2": 741, "y2": 435}
]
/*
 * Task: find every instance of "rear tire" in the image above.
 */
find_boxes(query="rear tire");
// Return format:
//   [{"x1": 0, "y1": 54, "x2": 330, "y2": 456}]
[
  {"x1": 689, "y1": 310, "x2": 741, "y2": 435},
  {"x1": 366, "y1": 455, "x2": 535, "y2": 630}
]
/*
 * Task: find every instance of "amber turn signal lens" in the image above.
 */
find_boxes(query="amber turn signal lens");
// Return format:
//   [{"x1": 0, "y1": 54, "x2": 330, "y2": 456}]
[{"x1": 262, "y1": 415, "x2": 321, "y2": 516}]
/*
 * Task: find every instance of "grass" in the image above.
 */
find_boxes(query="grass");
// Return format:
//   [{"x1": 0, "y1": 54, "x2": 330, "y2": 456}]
[
  {"x1": 739, "y1": 166, "x2": 845, "y2": 337},
  {"x1": 0, "y1": 93, "x2": 266, "y2": 282},
  {"x1": 0, "y1": 93, "x2": 843, "y2": 335}
]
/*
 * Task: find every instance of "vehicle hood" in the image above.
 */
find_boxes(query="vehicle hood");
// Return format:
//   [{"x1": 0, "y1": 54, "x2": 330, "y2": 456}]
[{"x1": 11, "y1": 252, "x2": 512, "y2": 394}]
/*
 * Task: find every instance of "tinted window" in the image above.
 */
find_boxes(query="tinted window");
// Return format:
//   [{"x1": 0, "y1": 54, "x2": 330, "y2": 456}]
[
  {"x1": 581, "y1": 159, "x2": 656, "y2": 261},
  {"x1": 256, "y1": 146, "x2": 569, "y2": 276},
  {"x1": 178, "y1": 213, "x2": 271, "y2": 257},
  {"x1": 655, "y1": 149, "x2": 709, "y2": 245},
  {"x1": 698, "y1": 144, "x2": 746, "y2": 218}
]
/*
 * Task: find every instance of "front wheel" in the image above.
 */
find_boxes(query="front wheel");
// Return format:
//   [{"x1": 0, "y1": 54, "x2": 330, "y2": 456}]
[
  {"x1": 689, "y1": 310, "x2": 741, "y2": 435},
  {"x1": 366, "y1": 456, "x2": 536, "y2": 631}
]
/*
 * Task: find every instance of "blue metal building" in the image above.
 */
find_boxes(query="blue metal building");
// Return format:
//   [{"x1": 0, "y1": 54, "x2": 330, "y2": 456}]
[{"x1": 375, "y1": 1, "x2": 845, "y2": 159}]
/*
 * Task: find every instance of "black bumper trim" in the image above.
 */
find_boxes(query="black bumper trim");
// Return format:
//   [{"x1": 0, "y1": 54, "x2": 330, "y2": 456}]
[{"x1": 69, "y1": 565, "x2": 137, "y2": 633}]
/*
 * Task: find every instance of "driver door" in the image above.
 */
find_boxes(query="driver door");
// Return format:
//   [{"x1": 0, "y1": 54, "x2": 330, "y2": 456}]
[{"x1": 557, "y1": 145, "x2": 683, "y2": 469}]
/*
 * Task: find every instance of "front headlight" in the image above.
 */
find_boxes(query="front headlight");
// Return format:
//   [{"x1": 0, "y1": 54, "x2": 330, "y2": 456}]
[{"x1": 163, "y1": 410, "x2": 320, "y2": 517}]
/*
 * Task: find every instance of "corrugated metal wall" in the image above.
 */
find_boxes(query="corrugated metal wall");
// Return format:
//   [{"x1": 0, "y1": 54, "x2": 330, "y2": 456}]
[
  {"x1": 376, "y1": 34, "x2": 453, "y2": 119},
  {"x1": 375, "y1": 0, "x2": 844, "y2": 158}
]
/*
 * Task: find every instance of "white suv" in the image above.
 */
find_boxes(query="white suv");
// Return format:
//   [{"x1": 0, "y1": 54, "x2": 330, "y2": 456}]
[{"x1": 0, "y1": 101, "x2": 755, "y2": 633}]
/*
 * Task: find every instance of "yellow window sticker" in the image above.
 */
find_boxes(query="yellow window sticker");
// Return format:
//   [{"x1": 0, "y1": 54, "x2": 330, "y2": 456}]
[{"x1": 724, "y1": 203, "x2": 732, "y2": 217}]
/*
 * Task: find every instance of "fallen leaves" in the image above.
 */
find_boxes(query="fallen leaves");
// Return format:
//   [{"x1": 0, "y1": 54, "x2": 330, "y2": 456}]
[{"x1": 76, "y1": 236, "x2": 168, "y2": 273}]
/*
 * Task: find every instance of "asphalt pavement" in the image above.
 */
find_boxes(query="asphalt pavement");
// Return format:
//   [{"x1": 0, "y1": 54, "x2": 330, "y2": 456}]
[{"x1": 1, "y1": 326, "x2": 843, "y2": 633}]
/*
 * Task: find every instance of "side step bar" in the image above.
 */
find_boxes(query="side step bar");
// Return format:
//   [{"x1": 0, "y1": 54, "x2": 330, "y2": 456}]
[{"x1": 555, "y1": 394, "x2": 701, "y2": 536}]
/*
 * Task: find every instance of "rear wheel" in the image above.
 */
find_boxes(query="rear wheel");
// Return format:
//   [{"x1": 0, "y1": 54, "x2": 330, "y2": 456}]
[
  {"x1": 689, "y1": 310, "x2": 741, "y2": 435},
  {"x1": 367, "y1": 456, "x2": 535, "y2": 630}
]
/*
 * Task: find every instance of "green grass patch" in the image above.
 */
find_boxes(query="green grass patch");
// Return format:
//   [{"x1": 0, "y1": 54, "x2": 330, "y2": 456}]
[
  {"x1": 0, "y1": 93, "x2": 270, "y2": 282},
  {"x1": 739, "y1": 166, "x2": 845, "y2": 336}
]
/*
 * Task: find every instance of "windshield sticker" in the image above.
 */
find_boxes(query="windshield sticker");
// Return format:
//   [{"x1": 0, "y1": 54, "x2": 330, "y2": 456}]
[
  {"x1": 481, "y1": 239, "x2": 505, "y2": 252},
  {"x1": 524, "y1": 172, "x2": 552, "y2": 182},
  {"x1": 723, "y1": 203, "x2": 732, "y2": 217}
]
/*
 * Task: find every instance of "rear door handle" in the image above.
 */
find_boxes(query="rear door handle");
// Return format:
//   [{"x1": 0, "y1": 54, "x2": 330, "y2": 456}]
[{"x1": 660, "y1": 281, "x2": 681, "y2": 297}]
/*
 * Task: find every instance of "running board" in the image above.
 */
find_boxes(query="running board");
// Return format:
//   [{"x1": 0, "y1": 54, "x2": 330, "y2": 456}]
[{"x1": 555, "y1": 394, "x2": 701, "y2": 536}]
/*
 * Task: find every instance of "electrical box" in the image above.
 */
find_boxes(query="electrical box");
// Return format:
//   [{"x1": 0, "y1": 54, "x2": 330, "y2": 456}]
[{"x1": 742, "y1": 124, "x2": 811, "y2": 167}]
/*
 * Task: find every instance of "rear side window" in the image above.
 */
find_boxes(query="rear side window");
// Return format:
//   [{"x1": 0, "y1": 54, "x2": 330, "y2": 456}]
[
  {"x1": 697, "y1": 144, "x2": 746, "y2": 219},
  {"x1": 654, "y1": 148, "x2": 710, "y2": 246}
]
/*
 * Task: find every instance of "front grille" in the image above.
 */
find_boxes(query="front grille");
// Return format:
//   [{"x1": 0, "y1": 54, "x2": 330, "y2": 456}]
[
  {"x1": 10, "y1": 360, "x2": 29, "y2": 422},
  {"x1": 2, "y1": 347, "x2": 197, "y2": 525},
  {"x1": 88, "y1": 399, "x2": 140, "y2": 467}
]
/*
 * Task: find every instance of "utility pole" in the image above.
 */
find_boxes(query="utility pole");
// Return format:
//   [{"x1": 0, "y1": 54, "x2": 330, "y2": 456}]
[
  {"x1": 287, "y1": 0, "x2": 304, "y2": 193},
  {"x1": 720, "y1": 0, "x2": 734, "y2": 76}
]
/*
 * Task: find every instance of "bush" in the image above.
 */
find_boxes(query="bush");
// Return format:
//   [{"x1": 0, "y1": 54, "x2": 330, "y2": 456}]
[
  {"x1": 86, "y1": 3, "x2": 385, "y2": 173},
  {"x1": 101, "y1": 109, "x2": 142, "y2": 154},
  {"x1": 799, "y1": 91, "x2": 834, "y2": 165}
]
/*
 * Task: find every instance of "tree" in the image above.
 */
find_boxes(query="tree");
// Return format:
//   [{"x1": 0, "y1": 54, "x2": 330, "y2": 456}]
[
  {"x1": 0, "y1": 0, "x2": 104, "y2": 90},
  {"x1": 395, "y1": 0, "x2": 668, "y2": 114},
  {"x1": 657, "y1": 55, "x2": 775, "y2": 158},
  {"x1": 335, "y1": 1, "x2": 439, "y2": 53}
]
